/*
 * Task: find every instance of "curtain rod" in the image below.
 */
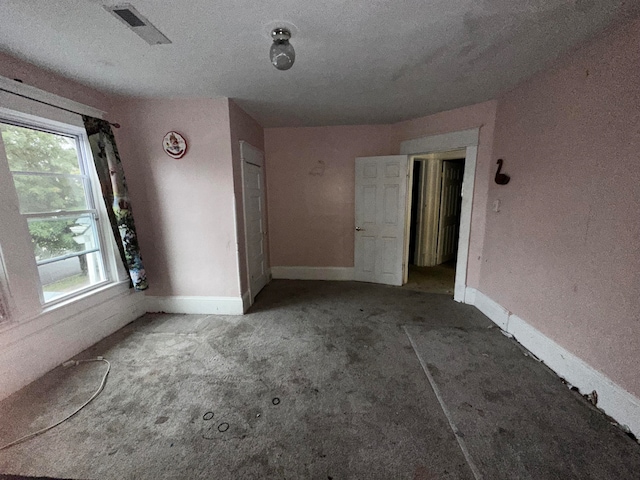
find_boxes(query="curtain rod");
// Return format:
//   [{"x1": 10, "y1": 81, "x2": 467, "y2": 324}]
[{"x1": 0, "y1": 86, "x2": 120, "y2": 129}]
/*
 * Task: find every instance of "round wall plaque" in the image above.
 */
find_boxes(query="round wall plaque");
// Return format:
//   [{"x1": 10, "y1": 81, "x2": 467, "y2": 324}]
[{"x1": 163, "y1": 131, "x2": 187, "y2": 159}]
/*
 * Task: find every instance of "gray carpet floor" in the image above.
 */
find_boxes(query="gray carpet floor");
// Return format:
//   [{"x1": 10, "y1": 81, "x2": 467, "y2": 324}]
[
  {"x1": 404, "y1": 325, "x2": 640, "y2": 479},
  {"x1": 0, "y1": 280, "x2": 638, "y2": 479}
]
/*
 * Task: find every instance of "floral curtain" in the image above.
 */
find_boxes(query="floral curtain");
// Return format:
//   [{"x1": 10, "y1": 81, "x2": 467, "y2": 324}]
[{"x1": 82, "y1": 116, "x2": 148, "y2": 291}]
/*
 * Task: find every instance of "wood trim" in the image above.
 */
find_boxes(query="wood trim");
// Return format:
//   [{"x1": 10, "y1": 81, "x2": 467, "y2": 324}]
[
  {"x1": 239, "y1": 141, "x2": 268, "y2": 306},
  {"x1": 400, "y1": 128, "x2": 479, "y2": 155},
  {"x1": 400, "y1": 130, "x2": 480, "y2": 302},
  {"x1": 145, "y1": 295, "x2": 245, "y2": 315},
  {"x1": 271, "y1": 266, "x2": 355, "y2": 281},
  {"x1": 454, "y1": 145, "x2": 477, "y2": 302},
  {"x1": 0, "y1": 75, "x2": 105, "y2": 120},
  {"x1": 239, "y1": 142, "x2": 252, "y2": 306}
]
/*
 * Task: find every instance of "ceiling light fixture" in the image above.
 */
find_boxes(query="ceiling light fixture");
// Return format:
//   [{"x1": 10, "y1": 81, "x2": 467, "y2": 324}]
[{"x1": 270, "y1": 28, "x2": 295, "y2": 71}]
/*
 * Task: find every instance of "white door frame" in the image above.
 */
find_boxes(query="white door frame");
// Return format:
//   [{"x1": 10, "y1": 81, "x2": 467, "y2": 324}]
[
  {"x1": 240, "y1": 141, "x2": 269, "y2": 307},
  {"x1": 407, "y1": 150, "x2": 464, "y2": 271},
  {"x1": 400, "y1": 128, "x2": 479, "y2": 303}
]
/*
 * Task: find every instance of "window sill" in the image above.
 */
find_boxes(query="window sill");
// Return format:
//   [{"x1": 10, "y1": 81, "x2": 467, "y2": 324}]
[
  {"x1": 0, "y1": 279, "x2": 140, "y2": 347},
  {"x1": 40, "y1": 279, "x2": 129, "y2": 314}
]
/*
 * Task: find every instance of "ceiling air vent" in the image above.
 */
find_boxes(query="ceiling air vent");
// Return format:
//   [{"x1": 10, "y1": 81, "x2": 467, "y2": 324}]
[{"x1": 103, "y1": 3, "x2": 171, "y2": 45}]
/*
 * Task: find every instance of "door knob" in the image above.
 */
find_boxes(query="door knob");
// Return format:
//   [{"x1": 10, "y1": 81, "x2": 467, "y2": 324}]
[{"x1": 355, "y1": 226, "x2": 363, "y2": 231}]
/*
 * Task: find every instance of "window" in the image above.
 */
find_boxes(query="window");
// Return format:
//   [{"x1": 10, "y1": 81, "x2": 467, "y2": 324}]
[{"x1": 0, "y1": 120, "x2": 110, "y2": 304}]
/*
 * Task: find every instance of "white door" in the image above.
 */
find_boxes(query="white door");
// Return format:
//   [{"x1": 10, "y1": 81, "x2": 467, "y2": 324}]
[
  {"x1": 436, "y1": 160, "x2": 464, "y2": 264},
  {"x1": 241, "y1": 142, "x2": 268, "y2": 302},
  {"x1": 354, "y1": 155, "x2": 409, "y2": 286}
]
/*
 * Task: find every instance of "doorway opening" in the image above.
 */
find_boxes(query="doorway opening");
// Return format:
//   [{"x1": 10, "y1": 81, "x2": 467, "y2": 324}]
[{"x1": 404, "y1": 149, "x2": 466, "y2": 295}]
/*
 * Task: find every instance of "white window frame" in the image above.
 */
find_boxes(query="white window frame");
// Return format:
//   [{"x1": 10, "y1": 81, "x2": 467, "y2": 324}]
[
  {"x1": 0, "y1": 248, "x2": 9, "y2": 321},
  {"x1": 0, "y1": 107, "x2": 123, "y2": 314}
]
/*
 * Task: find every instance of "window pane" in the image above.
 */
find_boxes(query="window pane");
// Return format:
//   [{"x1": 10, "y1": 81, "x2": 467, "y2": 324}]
[
  {"x1": 0, "y1": 116, "x2": 111, "y2": 306},
  {"x1": 12, "y1": 174, "x2": 88, "y2": 213},
  {"x1": 1, "y1": 123, "x2": 81, "y2": 174},
  {"x1": 39, "y1": 251, "x2": 106, "y2": 303},
  {"x1": 28, "y1": 214, "x2": 99, "y2": 262}
]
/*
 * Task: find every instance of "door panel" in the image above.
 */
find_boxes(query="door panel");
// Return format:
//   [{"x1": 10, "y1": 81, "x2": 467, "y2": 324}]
[
  {"x1": 385, "y1": 163, "x2": 400, "y2": 177},
  {"x1": 381, "y1": 236, "x2": 398, "y2": 274},
  {"x1": 354, "y1": 155, "x2": 408, "y2": 286},
  {"x1": 436, "y1": 160, "x2": 464, "y2": 264},
  {"x1": 364, "y1": 164, "x2": 377, "y2": 178},
  {"x1": 383, "y1": 184, "x2": 400, "y2": 225},
  {"x1": 362, "y1": 235, "x2": 376, "y2": 273},
  {"x1": 363, "y1": 185, "x2": 377, "y2": 224},
  {"x1": 417, "y1": 158, "x2": 444, "y2": 267}
]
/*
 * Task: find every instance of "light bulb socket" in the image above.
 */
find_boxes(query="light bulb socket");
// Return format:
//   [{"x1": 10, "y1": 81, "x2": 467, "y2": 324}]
[
  {"x1": 270, "y1": 27, "x2": 295, "y2": 70},
  {"x1": 271, "y1": 28, "x2": 291, "y2": 42}
]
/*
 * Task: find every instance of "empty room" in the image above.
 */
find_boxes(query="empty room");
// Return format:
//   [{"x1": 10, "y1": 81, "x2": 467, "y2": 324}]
[{"x1": 0, "y1": 1, "x2": 639, "y2": 478}]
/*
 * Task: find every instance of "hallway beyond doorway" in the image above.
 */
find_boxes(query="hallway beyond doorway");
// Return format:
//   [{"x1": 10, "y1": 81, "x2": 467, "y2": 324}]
[{"x1": 403, "y1": 260, "x2": 456, "y2": 295}]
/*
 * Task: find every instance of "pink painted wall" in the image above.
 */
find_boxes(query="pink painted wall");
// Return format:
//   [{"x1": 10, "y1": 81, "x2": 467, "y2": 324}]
[
  {"x1": 264, "y1": 125, "x2": 396, "y2": 267},
  {"x1": 228, "y1": 100, "x2": 265, "y2": 294},
  {"x1": 0, "y1": 52, "x2": 112, "y2": 112},
  {"x1": 263, "y1": 102, "x2": 496, "y2": 290},
  {"x1": 0, "y1": 54, "x2": 147, "y2": 402},
  {"x1": 481, "y1": 17, "x2": 640, "y2": 397},
  {"x1": 111, "y1": 97, "x2": 241, "y2": 298},
  {"x1": 393, "y1": 101, "x2": 497, "y2": 288}
]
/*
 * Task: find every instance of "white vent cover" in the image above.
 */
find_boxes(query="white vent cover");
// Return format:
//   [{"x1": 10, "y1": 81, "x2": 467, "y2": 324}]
[{"x1": 103, "y1": 3, "x2": 171, "y2": 45}]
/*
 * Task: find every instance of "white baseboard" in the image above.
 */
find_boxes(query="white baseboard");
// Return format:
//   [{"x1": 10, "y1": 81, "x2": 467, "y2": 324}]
[
  {"x1": 146, "y1": 295, "x2": 245, "y2": 315},
  {"x1": 465, "y1": 286, "x2": 640, "y2": 439},
  {"x1": 472, "y1": 289, "x2": 510, "y2": 330},
  {"x1": 271, "y1": 266, "x2": 355, "y2": 281},
  {"x1": 0, "y1": 285, "x2": 145, "y2": 401},
  {"x1": 462, "y1": 286, "x2": 477, "y2": 305}
]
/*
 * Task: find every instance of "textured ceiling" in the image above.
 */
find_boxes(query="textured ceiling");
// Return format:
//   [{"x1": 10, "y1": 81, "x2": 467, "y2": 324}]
[{"x1": 0, "y1": 0, "x2": 637, "y2": 127}]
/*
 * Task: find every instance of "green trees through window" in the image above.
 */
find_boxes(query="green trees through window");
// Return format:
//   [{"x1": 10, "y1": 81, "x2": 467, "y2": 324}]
[
  {"x1": 1, "y1": 123, "x2": 87, "y2": 260},
  {"x1": 1, "y1": 122, "x2": 106, "y2": 302}
]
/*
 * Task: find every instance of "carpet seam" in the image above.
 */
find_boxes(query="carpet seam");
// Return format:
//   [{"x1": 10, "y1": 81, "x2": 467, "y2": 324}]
[{"x1": 403, "y1": 325, "x2": 484, "y2": 480}]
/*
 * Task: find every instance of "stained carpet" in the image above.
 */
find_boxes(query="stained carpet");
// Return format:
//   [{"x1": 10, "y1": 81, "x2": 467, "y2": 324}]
[
  {"x1": 0, "y1": 280, "x2": 638, "y2": 479},
  {"x1": 404, "y1": 325, "x2": 640, "y2": 479}
]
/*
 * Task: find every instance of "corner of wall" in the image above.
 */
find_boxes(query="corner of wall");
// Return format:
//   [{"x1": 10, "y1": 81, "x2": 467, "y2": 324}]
[{"x1": 0, "y1": 286, "x2": 145, "y2": 401}]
